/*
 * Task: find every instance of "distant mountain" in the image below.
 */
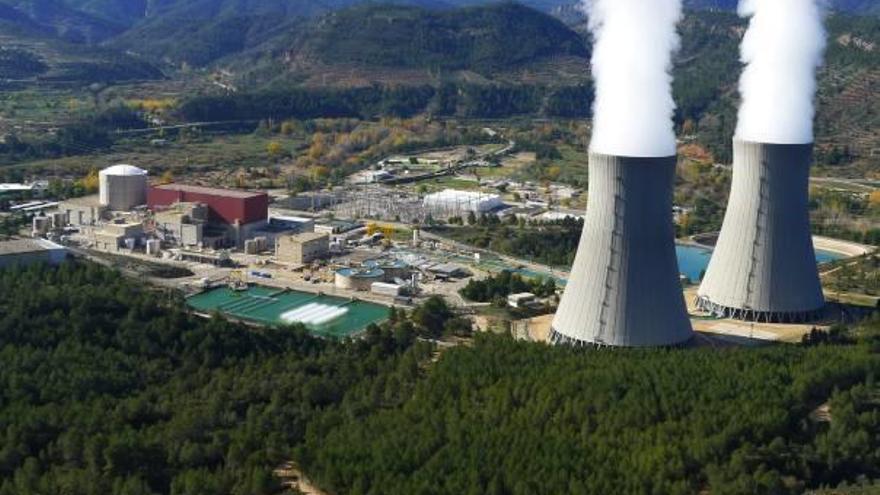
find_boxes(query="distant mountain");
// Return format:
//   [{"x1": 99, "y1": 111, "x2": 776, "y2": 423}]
[
  {"x1": 107, "y1": 0, "x2": 454, "y2": 66},
  {"x1": 220, "y1": 3, "x2": 590, "y2": 88},
  {"x1": 0, "y1": 0, "x2": 124, "y2": 42},
  {"x1": 0, "y1": 1, "x2": 162, "y2": 83},
  {"x1": 290, "y1": 3, "x2": 586, "y2": 71},
  {"x1": 685, "y1": 0, "x2": 880, "y2": 15}
]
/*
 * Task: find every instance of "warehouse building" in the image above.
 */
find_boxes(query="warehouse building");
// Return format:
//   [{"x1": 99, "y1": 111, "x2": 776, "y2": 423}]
[
  {"x1": 423, "y1": 189, "x2": 504, "y2": 217},
  {"x1": 0, "y1": 238, "x2": 67, "y2": 269},
  {"x1": 148, "y1": 184, "x2": 269, "y2": 247},
  {"x1": 275, "y1": 232, "x2": 330, "y2": 265}
]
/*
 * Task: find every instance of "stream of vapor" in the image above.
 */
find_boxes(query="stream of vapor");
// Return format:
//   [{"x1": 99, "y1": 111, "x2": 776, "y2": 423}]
[
  {"x1": 585, "y1": 0, "x2": 682, "y2": 157},
  {"x1": 736, "y1": 0, "x2": 827, "y2": 144}
]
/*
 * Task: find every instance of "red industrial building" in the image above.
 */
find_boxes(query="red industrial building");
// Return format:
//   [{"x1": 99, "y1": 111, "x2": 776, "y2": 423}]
[{"x1": 147, "y1": 184, "x2": 268, "y2": 225}]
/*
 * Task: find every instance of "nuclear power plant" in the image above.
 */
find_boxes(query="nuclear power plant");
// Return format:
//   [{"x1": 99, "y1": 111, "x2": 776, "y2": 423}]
[
  {"x1": 696, "y1": 140, "x2": 825, "y2": 322},
  {"x1": 550, "y1": 153, "x2": 693, "y2": 347}
]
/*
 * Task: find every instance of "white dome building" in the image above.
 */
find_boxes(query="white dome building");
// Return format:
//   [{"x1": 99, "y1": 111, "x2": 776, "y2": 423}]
[{"x1": 99, "y1": 164, "x2": 148, "y2": 211}]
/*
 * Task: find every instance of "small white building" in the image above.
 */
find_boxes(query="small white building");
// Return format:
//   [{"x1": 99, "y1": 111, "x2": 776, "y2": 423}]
[{"x1": 507, "y1": 292, "x2": 537, "y2": 309}]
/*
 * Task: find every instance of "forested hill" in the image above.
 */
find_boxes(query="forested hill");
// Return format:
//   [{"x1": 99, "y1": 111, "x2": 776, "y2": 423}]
[
  {"x1": 291, "y1": 3, "x2": 585, "y2": 71},
  {"x1": 0, "y1": 6, "x2": 163, "y2": 83},
  {"x1": 0, "y1": 0, "x2": 123, "y2": 43}
]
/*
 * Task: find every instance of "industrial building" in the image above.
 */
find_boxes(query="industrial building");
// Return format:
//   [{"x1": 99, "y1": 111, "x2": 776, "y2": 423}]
[
  {"x1": 551, "y1": 154, "x2": 693, "y2": 347},
  {"x1": 99, "y1": 165, "x2": 148, "y2": 211},
  {"x1": 508, "y1": 292, "x2": 537, "y2": 309},
  {"x1": 152, "y1": 202, "x2": 208, "y2": 248},
  {"x1": 148, "y1": 184, "x2": 269, "y2": 247},
  {"x1": 696, "y1": 140, "x2": 825, "y2": 322},
  {"x1": 91, "y1": 221, "x2": 145, "y2": 252},
  {"x1": 275, "y1": 232, "x2": 330, "y2": 265},
  {"x1": 31, "y1": 212, "x2": 68, "y2": 237},
  {"x1": 423, "y1": 189, "x2": 504, "y2": 216},
  {"x1": 314, "y1": 220, "x2": 362, "y2": 235},
  {"x1": 0, "y1": 238, "x2": 67, "y2": 268},
  {"x1": 0, "y1": 182, "x2": 48, "y2": 199},
  {"x1": 61, "y1": 195, "x2": 106, "y2": 227}
]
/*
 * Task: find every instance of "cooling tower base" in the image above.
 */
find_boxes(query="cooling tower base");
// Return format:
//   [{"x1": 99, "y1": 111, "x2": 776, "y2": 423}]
[
  {"x1": 548, "y1": 328, "x2": 693, "y2": 348},
  {"x1": 694, "y1": 296, "x2": 825, "y2": 324}
]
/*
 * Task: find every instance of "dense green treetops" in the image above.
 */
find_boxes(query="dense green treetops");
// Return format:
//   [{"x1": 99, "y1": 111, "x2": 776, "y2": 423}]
[{"x1": 1, "y1": 261, "x2": 879, "y2": 494}]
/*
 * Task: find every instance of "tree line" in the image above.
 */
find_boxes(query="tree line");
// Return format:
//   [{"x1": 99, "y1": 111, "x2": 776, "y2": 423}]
[{"x1": 178, "y1": 83, "x2": 593, "y2": 123}]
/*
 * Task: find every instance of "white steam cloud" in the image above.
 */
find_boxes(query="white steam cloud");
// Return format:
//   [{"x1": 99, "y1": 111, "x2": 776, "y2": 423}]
[
  {"x1": 585, "y1": 0, "x2": 682, "y2": 157},
  {"x1": 736, "y1": 0, "x2": 827, "y2": 144}
]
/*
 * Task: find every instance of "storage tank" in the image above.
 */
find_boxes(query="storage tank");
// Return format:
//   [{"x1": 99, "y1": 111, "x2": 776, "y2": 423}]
[
  {"x1": 145, "y1": 239, "x2": 162, "y2": 256},
  {"x1": 50, "y1": 211, "x2": 68, "y2": 229},
  {"x1": 32, "y1": 216, "x2": 52, "y2": 236},
  {"x1": 99, "y1": 164, "x2": 148, "y2": 211},
  {"x1": 696, "y1": 140, "x2": 824, "y2": 322},
  {"x1": 551, "y1": 153, "x2": 693, "y2": 347},
  {"x1": 335, "y1": 268, "x2": 385, "y2": 291}
]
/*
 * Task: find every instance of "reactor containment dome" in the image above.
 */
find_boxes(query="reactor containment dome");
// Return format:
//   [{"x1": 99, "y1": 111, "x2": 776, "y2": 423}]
[
  {"x1": 696, "y1": 140, "x2": 825, "y2": 322},
  {"x1": 550, "y1": 153, "x2": 693, "y2": 347},
  {"x1": 99, "y1": 164, "x2": 148, "y2": 211}
]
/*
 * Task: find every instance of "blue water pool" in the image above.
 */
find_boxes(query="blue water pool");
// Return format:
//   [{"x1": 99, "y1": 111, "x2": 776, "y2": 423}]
[{"x1": 676, "y1": 244, "x2": 844, "y2": 282}]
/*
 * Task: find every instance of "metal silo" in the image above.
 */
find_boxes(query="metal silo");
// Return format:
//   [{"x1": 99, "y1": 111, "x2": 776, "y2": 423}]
[
  {"x1": 696, "y1": 140, "x2": 824, "y2": 322},
  {"x1": 99, "y1": 164, "x2": 148, "y2": 211},
  {"x1": 550, "y1": 153, "x2": 693, "y2": 347}
]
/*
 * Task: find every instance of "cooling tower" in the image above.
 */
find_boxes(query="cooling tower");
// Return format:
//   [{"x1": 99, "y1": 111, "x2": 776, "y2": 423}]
[
  {"x1": 696, "y1": 140, "x2": 824, "y2": 322},
  {"x1": 551, "y1": 153, "x2": 693, "y2": 347}
]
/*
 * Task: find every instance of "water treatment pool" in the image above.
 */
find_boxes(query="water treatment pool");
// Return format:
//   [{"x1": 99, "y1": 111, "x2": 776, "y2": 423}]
[
  {"x1": 676, "y1": 245, "x2": 844, "y2": 282},
  {"x1": 187, "y1": 285, "x2": 390, "y2": 338}
]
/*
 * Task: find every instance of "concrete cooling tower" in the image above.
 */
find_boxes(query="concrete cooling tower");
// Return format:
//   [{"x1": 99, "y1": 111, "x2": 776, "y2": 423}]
[
  {"x1": 550, "y1": 153, "x2": 693, "y2": 347},
  {"x1": 696, "y1": 140, "x2": 825, "y2": 322}
]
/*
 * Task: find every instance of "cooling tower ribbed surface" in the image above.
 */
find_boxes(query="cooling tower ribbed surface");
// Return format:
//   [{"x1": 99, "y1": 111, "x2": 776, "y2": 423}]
[
  {"x1": 696, "y1": 140, "x2": 824, "y2": 322},
  {"x1": 550, "y1": 153, "x2": 693, "y2": 347}
]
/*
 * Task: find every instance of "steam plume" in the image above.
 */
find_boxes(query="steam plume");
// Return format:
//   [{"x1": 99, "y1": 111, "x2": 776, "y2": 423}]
[
  {"x1": 736, "y1": 0, "x2": 827, "y2": 144},
  {"x1": 585, "y1": 0, "x2": 682, "y2": 157}
]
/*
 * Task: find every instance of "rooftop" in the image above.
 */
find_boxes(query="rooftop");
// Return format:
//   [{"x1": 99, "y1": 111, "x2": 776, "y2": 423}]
[
  {"x1": 101, "y1": 164, "x2": 148, "y2": 176},
  {"x1": 61, "y1": 195, "x2": 101, "y2": 207},
  {"x1": 151, "y1": 183, "x2": 266, "y2": 199},
  {"x1": 0, "y1": 238, "x2": 64, "y2": 256},
  {"x1": 290, "y1": 232, "x2": 329, "y2": 242},
  {"x1": 0, "y1": 183, "x2": 37, "y2": 193}
]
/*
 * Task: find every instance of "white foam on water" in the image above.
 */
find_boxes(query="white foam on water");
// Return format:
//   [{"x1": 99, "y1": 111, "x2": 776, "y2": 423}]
[{"x1": 280, "y1": 302, "x2": 349, "y2": 326}]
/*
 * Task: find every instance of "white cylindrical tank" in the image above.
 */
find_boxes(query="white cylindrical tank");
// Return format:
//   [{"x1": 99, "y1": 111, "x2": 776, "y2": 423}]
[
  {"x1": 99, "y1": 164, "x2": 148, "y2": 211},
  {"x1": 146, "y1": 239, "x2": 161, "y2": 256}
]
